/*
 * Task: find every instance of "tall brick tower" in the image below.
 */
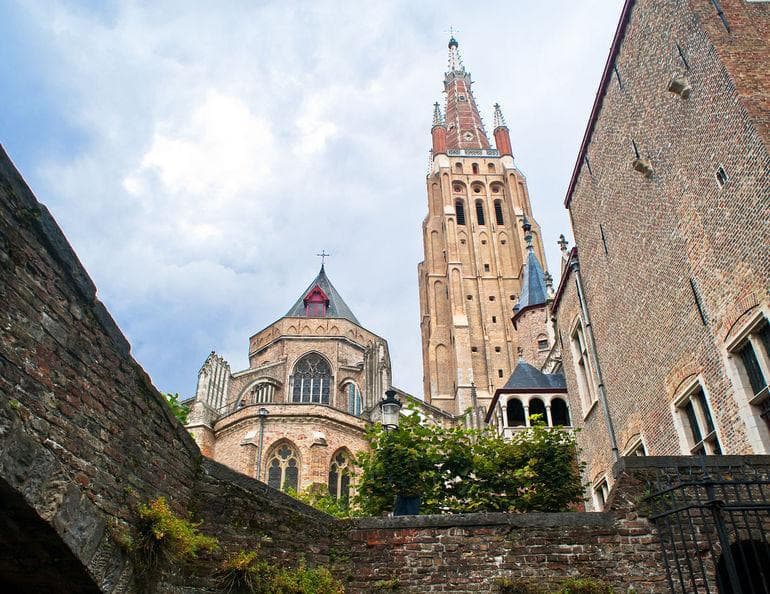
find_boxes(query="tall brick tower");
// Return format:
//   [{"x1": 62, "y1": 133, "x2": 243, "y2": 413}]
[{"x1": 418, "y1": 37, "x2": 549, "y2": 418}]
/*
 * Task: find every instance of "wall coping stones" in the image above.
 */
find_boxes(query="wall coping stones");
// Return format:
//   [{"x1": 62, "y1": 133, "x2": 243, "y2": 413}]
[{"x1": 347, "y1": 510, "x2": 615, "y2": 530}]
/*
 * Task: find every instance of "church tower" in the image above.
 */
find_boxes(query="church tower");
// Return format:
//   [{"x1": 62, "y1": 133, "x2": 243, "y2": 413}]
[{"x1": 418, "y1": 37, "x2": 549, "y2": 419}]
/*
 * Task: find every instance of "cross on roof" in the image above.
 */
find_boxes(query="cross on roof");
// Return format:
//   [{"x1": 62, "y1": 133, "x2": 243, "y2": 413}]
[{"x1": 316, "y1": 250, "x2": 330, "y2": 266}]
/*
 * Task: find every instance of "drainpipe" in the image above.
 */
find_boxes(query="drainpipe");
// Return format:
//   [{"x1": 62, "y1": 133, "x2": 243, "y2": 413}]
[{"x1": 570, "y1": 255, "x2": 620, "y2": 463}]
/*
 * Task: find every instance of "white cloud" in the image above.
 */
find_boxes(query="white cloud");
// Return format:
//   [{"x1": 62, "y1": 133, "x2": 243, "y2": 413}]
[{"x1": 10, "y1": 0, "x2": 625, "y2": 397}]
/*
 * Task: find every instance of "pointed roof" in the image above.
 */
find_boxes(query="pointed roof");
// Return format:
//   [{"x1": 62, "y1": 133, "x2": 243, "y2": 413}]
[
  {"x1": 285, "y1": 265, "x2": 360, "y2": 325},
  {"x1": 502, "y1": 361, "x2": 567, "y2": 392},
  {"x1": 512, "y1": 218, "x2": 548, "y2": 325},
  {"x1": 485, "y1": 361, "x2": 567, "y2": 423},
  {"x1": 443, "y1": 37, "x2": 490, "y2": 150}
]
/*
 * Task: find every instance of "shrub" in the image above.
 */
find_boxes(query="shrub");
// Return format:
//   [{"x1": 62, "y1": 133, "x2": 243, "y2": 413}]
[
  {"x1": 286, "y1": 484, "x2": 358, "y2": 519},
  {"x1": 494, "y1": 577, "x2": 544, "y2": 593},
  {"x1": 557, "y1": 578, "x2": 614, "y2": 594},
  {"x1": 135, "y1": 496, "x2": 218, "y2": 569},
  {"x1": 219, "y1": 549, "x2": 344, "y2": 594}
]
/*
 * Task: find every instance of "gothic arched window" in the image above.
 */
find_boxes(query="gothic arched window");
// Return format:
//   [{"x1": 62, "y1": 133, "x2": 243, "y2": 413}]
[
  {"x1": 455, "y1": 200, "x2": 466, "y2": 225},
  {"x1": 292, "y1": 353, "x2": 332, "y2": 404},
  {"x1": 328, "y1": 449, "x2": 351, "y2": 502},
  {"x1": 266, "y1": 442, "x2": 300, "y2": 492},
  {"x1": 475, "y1": 200, "x2": 486, "y2": 226},
  {"x1": 346, "y1": 382, "x2": 363, "y2": 416}
]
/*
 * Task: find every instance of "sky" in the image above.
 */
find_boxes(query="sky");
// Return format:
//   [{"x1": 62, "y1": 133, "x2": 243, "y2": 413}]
[{"x1": 1, "y1": 0, "x2": 625, "y2": 399}]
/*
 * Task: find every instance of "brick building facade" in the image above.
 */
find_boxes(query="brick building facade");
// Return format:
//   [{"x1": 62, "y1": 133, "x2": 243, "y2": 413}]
[{"x1": 550, "y1": 0, "x2": 770, "y2": 509}]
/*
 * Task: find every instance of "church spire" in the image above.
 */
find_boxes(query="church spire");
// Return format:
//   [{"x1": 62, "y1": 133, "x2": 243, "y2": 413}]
[
  {"x1": 493, "y1": 103, "x2": 513, "y2": 157},
  {"x1": 443, "y1": 37, "x2": 490, "y2": 150}
]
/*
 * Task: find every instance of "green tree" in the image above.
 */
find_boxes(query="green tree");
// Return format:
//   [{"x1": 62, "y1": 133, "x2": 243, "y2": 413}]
[
  {"x1": 354, "y1": 406, "x2": 584, "y2": 515},
  {"x1": 163, "y1": 392, "x2": 190, "y2": 425}
]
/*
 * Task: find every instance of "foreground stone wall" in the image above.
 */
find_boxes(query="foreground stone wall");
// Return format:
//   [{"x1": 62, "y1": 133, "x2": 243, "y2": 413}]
[{"x1": 0, "y1": 145, "x2": 337, "y2": 592}]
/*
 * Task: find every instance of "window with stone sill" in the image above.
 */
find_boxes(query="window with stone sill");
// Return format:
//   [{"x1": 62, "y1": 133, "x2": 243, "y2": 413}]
[
  {"x1": 676, "y1": 383, "x2": 722, "y2": 456},
  {"x1": 727, "y1": 314, "x2": 770, "y2": 443},
  {"x1": 266, "y1": 443, "x2": 300, "y2": 492}
]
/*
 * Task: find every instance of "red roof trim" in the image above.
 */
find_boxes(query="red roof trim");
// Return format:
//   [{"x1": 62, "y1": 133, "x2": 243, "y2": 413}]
[
  {"x1": 564, "y1": 0, "x2": 636, "y2": 208},
  {"x1": 550, "y1": 247, "x2": 578, "y2": 314},
  {"x1": 303, "y1": 284, "x2": 329, "y2": 305}
]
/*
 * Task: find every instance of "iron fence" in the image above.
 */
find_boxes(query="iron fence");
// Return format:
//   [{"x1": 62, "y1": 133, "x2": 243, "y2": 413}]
[{"x1": 645, "y1": 460, "x2": 770, "y2": 593}]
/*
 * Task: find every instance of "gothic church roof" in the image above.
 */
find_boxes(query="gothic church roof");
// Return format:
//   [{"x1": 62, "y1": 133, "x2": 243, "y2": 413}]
[
  {"x1": 285, "y1": 265, "x2": 361, "y2": 325},
  {"x1": 514, "y1": 249, "x2": 548, "y2": 313}
]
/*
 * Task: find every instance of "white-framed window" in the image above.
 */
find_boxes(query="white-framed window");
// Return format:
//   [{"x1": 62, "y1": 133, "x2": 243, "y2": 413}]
[
  {"x1": 674, "y1": 380, "x2": 722, "y2": 455},
  {"x1": 570, "y1": 318, "x2": 598, "y2": 415},
  {"x1": 593, "y1": 476, "x2": 610, "y2": 511},
  {"x1": 726, "y1": 312, "x2": 770, "y2": 450},
  {"x1": 623, "y1": 435, "x2": 647, "y2": 457}
]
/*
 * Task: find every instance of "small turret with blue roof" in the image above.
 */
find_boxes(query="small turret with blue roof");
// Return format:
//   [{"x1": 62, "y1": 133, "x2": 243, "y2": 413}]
[{"x1": 512, "y1": 216, "x2": 549, "y2": 328}]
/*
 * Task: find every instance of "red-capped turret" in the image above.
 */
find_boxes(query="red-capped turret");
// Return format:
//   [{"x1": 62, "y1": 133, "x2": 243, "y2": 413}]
[
  {"x1": 431, "y1": 102, "x2": 447, "y2": 155},
  {"x1": 492, "y1": 103, "x2": 512, "y2": 157}
]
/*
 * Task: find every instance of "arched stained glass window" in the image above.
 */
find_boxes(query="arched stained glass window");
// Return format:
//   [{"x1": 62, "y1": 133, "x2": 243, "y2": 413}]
[
  {"x1": 266, "y1": 443, "x2": 300, "y2": 492},
  {"x1": 292, "y1": 354, "x2": 332, "y2": 404},
  {"x1": 328, "y1": 450, "x2": 351, "y2": 502},
  {"x1": 346, "y1": 383, "x2": 363, "y2": 417}
]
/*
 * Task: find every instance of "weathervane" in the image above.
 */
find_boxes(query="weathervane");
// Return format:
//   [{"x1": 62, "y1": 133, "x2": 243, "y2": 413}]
[{"x1": 316, "y1": 250, "x2": 330, "y2": 266}]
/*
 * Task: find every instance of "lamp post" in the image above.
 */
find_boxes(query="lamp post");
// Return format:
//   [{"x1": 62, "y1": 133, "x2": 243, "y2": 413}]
[
  {"x1": 256, "y1": 407, "x2": 269, "y2": 481},
  {"x1": 379, "y1": 389, "x2": 402, "y2": 431}
]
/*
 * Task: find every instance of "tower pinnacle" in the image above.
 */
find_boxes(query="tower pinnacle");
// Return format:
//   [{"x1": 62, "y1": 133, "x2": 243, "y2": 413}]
[{"x1": 442, "y1": 37, "x2": 490, "y2": 150}]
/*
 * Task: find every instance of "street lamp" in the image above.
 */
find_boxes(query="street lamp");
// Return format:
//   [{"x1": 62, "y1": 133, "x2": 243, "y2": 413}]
[
  {"x1": 380, "y1": 389, "x2": 402, "y2": 431},
  {"x1": 256, "y1": 407, "x2": 269, "y2": 481}
]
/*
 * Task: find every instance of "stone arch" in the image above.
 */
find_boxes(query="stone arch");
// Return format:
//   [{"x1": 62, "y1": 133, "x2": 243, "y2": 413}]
[
  {"x1": 328, "y1": 448, "x2": 353, "y2": 502},
  {"x1": 470, "y1": 181, "x2": 485, "y2": 196},
  {"x1": 551, "y1": 397, "x2": 571, "y2": 426},
  {"x1": 237, "y1": 377, "x2": 281, "y2": 407},
  {"x1": 451, "y1": 268, "x2": 463, "y2": 314},
  {"x1": 458, "y1": 231, "x2": 472, "y2": 265},
  {"x1": 528, "y1": 397, "x2": 547, "y2": 424},
  {"x1": 498, "y1": 232, "x2": 512, "y2": 271},
  {"x1": 431, "y1": 230, "x2": 443, "y2": 269},
  {"x1": 433, "y1": 280, "x2": 450, "y2": 321},
  {"x1": 315, "y1": 325, "x2": 324, "y2": 335},
  {"x1": 291, "y1": 351, "x2": 333, "y2": 404},
  {"x1": 301, "y1": 325, "x2": 311, "y2": 335},
  {"x1": 435, "y1": 344, "x2": 451, "y2": 394},
  {"x1": 431, "y1": 182, "x2": 442, "y2": 213},
  {"x1": 506, "y1": 398, "x2": 526, "y2": 427},
  {"x1": 287, "y1": 325, "x2": 298, "y2": 334},
  {"x1": 329, "y1": 325, "x2": 339, "y2": 335}
]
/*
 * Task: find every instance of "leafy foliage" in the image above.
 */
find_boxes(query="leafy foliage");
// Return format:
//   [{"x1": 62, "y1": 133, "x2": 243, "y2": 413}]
[
  {"x1": 286, "y1": 484, "x2": 357, "y2": 519},
  {"x1": 164, "y1": 392, "x2": 190, "y2": 424},
  {"x1": 355, "y1": 406, "x2": 584, "y2": 515},
  {"x1": 218, "y1": 549, "x2": 344, "y2": 594},
  {"x1": 135, "y1": 496, "x2": 218, "y2": 569},
  {"x1": 494, "y1": 577, "x2": 614, "y2": 594}
]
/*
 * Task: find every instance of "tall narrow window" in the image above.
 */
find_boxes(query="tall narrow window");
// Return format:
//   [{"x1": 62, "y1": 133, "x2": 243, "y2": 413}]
[
  {"x1": 475, "y1": 200, "x2": 486, "y2": 225},
  {"x1": 529, "y1": 398, "x2": 546, "y2": 424},
  {"x1": 472, "y1": 163, "x2": 479, "y2": 174},
  {"x1": 677, "y1": 384, "x2": 721, "y2": 455},
  {"x1": 455, "y1": 200, "x2": 466, "y2": 225},
  {"x1": 571, "y1": 320, "x2": 597, "y2": 413},
  {"x1": 328, "y1": 450, "x2": 351, "y2": 502},
  {"x1": 346, "y1": 382, "x2": 363, "y2": 416},
  {"x1": 551, "y1": 398, "x2": 571, "y2": 426},
  {"x1": 593, "y1": 478, "x2": 609, "y2": 511},
  {"x1": 728, "y1": 317, "x2": 770, "y2": 442},
  {"x1": 266, "y1": 443, "x2": 300, "y2": 492},
  {"x1": 494, "y1": 200, "x2": 504, "y2": 225},
  {"x1": 292, "y1": 354, "x2": 332, "y2": 404}
]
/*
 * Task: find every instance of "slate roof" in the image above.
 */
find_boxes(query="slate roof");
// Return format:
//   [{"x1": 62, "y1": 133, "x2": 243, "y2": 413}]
[
  {"x1": 514, "y1": 249, "x2": 548, "y2": 314},
  {"x1": 500, "y1": 361, "x2": 567, "y2": 392},
  {"x1": 285, "y1": 265, "x2": 360, "y2": 325}
]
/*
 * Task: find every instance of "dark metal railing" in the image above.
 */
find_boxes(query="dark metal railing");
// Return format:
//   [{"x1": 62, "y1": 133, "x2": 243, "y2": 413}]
[{"x1": 644, "y1": 460, "x2": 770, "y2": 593}]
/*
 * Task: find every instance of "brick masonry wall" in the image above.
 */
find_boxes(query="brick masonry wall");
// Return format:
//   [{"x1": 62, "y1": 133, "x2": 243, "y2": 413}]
[
  {"x1": 557, "y1": 0, "x2": 770, "y2": 487},
  {"x1": 0, "y1": 145, "x2": 339, "y2": 592}
]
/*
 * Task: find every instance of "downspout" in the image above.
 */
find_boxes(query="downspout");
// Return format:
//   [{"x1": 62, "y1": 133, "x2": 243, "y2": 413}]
[{"x1": 570, "y1": 255, "x2": 620, "y2": 463}]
